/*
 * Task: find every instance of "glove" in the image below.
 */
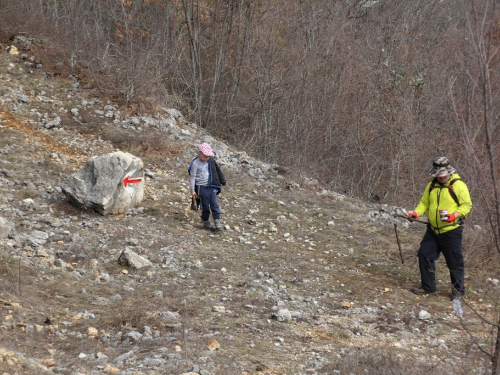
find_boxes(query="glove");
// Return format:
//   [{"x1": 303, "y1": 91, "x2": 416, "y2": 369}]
[
  {"x1": 445, "y1": 213, "x2": 456, "y2": 223},
  {"x1": 407, "y1": 212, "x2": 418, "y2": 219}
]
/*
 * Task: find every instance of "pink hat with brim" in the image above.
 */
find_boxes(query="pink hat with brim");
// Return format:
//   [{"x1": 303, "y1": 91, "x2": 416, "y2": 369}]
[{"x1": 198, "y1": 142, "x2": 214, "y2": 157}]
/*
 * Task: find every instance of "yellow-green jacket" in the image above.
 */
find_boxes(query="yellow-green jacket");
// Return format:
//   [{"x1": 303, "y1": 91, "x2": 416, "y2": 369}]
[{"x1": 414, "y1": 173, "x2": 473, "y2": 234}]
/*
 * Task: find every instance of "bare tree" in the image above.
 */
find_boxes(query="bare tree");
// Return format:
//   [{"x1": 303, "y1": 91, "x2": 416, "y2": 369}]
[
  {"x1": 0, "y1": 0, "x2": 496, "y2": 211},
  {"x1": 450, "y1": 1, "x2": 500, "y2": 373}
]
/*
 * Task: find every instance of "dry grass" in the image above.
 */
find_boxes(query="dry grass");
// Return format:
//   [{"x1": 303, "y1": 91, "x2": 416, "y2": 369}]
[{"x1": 1, "y1": 50, "x2": 499, "y2": 374}]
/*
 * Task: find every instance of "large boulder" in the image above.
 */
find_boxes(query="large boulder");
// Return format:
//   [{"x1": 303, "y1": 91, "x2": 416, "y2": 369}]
[{"x1": 61, "y1": 151, "x2": 144, "y2": 215}]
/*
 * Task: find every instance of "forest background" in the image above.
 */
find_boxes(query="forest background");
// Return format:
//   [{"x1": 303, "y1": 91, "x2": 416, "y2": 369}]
[
  {"x1": 0, "y1": 0, "x2": 499, "y2": 240},
  {"x1": 2, "y1": 0, "x2": 500, "y2": 372}
]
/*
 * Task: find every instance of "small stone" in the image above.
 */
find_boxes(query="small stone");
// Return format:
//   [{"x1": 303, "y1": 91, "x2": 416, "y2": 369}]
[
  {"x1": 212, "y1": 306, "x2": 226, "y2": 313},
  {"x1": 274, "y1": 309, "x2": 292, "y2": 322},
  {"x1": 341, "y1": 301, "x2": 351, "y2": 309},
  {"x1": 418, "y1": 310, "x2": 431, "y2": 320},
  {"x1": 87, "y1": 327, "x2": 99, "y2": 338},
  {"x1": 207, "y1": 339, "x2": 220, "y2": 351},
  {"x1": 42, "y1": 359, "x2": 56, "y2": 367}
]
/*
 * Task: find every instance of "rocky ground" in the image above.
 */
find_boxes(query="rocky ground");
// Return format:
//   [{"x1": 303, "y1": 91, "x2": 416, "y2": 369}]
[{"x1": 0, "y1": 41, "x2": 497, "y2": 375}]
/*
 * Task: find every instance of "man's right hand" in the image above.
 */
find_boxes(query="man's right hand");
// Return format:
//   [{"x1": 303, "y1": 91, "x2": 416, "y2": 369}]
[{"x1": 407, "y1": 212, "x2": 418, "y2": 220}]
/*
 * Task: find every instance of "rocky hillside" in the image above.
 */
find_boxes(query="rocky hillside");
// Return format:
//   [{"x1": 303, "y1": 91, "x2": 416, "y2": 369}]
[{"x1": 0, "y1": 41, "x2": 495, "y2": 375}]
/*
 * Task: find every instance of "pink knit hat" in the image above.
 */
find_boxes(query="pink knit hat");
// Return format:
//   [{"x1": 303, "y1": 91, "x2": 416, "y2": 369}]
[{"x1": 198, "y1": 142, "x2": 214, "y2": 157}]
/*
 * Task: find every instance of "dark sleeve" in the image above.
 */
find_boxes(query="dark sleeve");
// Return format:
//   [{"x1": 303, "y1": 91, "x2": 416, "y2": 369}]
[{"x1": 214, "y1": 160, "x2": 226, "y2": 185}]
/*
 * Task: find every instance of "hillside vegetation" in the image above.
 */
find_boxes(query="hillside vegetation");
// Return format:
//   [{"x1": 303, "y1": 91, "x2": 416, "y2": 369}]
[
  {"x1": 0, "y1": 1, "x2": 499, "y2": 213},
  {"x1": 0, "y1": 39, "x2": 499, "y2": 375}
]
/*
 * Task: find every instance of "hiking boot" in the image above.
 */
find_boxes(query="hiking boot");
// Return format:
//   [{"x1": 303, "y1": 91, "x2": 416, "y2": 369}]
[
  {"x1": 203, "y1": 220, "x2": 215, "y2": 230},
  {"x1": 411, "y1": 287, "x2": 436, "y2": 296},
  {"x1": 214, "y1": 219, "x2": 223, "y2": 230}
]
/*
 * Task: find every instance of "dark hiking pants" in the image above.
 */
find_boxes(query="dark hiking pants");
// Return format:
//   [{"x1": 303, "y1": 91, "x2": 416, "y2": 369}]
[
  {"x1": 417, "y1": 225, "x2": 465, "y2": 296},
  {"x1": 198, "y1": 185, "x2": 221, "y2": 221}
]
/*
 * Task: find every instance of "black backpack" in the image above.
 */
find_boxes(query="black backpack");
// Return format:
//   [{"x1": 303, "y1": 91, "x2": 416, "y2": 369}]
[{"x1": 429, "y1": 177, "x2": 460, "y2": 204}]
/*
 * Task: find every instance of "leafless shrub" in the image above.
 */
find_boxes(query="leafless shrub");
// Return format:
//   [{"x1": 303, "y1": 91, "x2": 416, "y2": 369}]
[
  {"x1": 464, "y1": 226, "x2": 499, "y2": 273},
  {"x1": 0, "y1": 244, "x2": 20, "y2": 296},
  {"x1": 101, "y1": 128, "x2": 182, "y2": 158},
  {"x1": 65, "y1": 233, "x2": 108, "y2": 267},
  {"x1": 445, "y1": 1, "x2": 500, "y2": 372},
  {"x1": 319, "y1": 346, "x2": 487, "y2": 374},
  {"x1": 0, "y1": 0, "x2": 478, "y2": 206}
]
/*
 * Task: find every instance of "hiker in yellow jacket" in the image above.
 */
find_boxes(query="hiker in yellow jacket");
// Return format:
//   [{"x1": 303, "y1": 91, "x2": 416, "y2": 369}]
[{"x1": 407, "y1": 157, "x2": 473, "y2": 298}]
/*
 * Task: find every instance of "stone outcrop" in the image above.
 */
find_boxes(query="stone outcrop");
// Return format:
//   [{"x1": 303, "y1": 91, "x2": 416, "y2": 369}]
[{"x1": 61, "y1": 151, "x2": 144, "y2": 215}]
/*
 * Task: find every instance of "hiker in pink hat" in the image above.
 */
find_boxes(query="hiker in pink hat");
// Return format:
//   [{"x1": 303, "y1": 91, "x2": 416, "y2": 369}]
[{"x1": 188, "y1": 143, "x2": 226, "y2": 230}]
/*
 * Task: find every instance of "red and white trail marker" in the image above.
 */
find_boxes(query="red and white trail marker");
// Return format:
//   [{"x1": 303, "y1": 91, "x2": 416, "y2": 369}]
[{"x1": 123, "y1": 173, "x2": 143, "y2": 188}]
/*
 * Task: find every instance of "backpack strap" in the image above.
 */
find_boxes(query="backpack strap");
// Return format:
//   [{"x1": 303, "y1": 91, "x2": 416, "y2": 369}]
[
  {"x1": 188, "y1": 156, "x2": 199, "y2": 175},
  {"x1": 429, "y1": 177, "x2": 460, "y2": 205}
]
